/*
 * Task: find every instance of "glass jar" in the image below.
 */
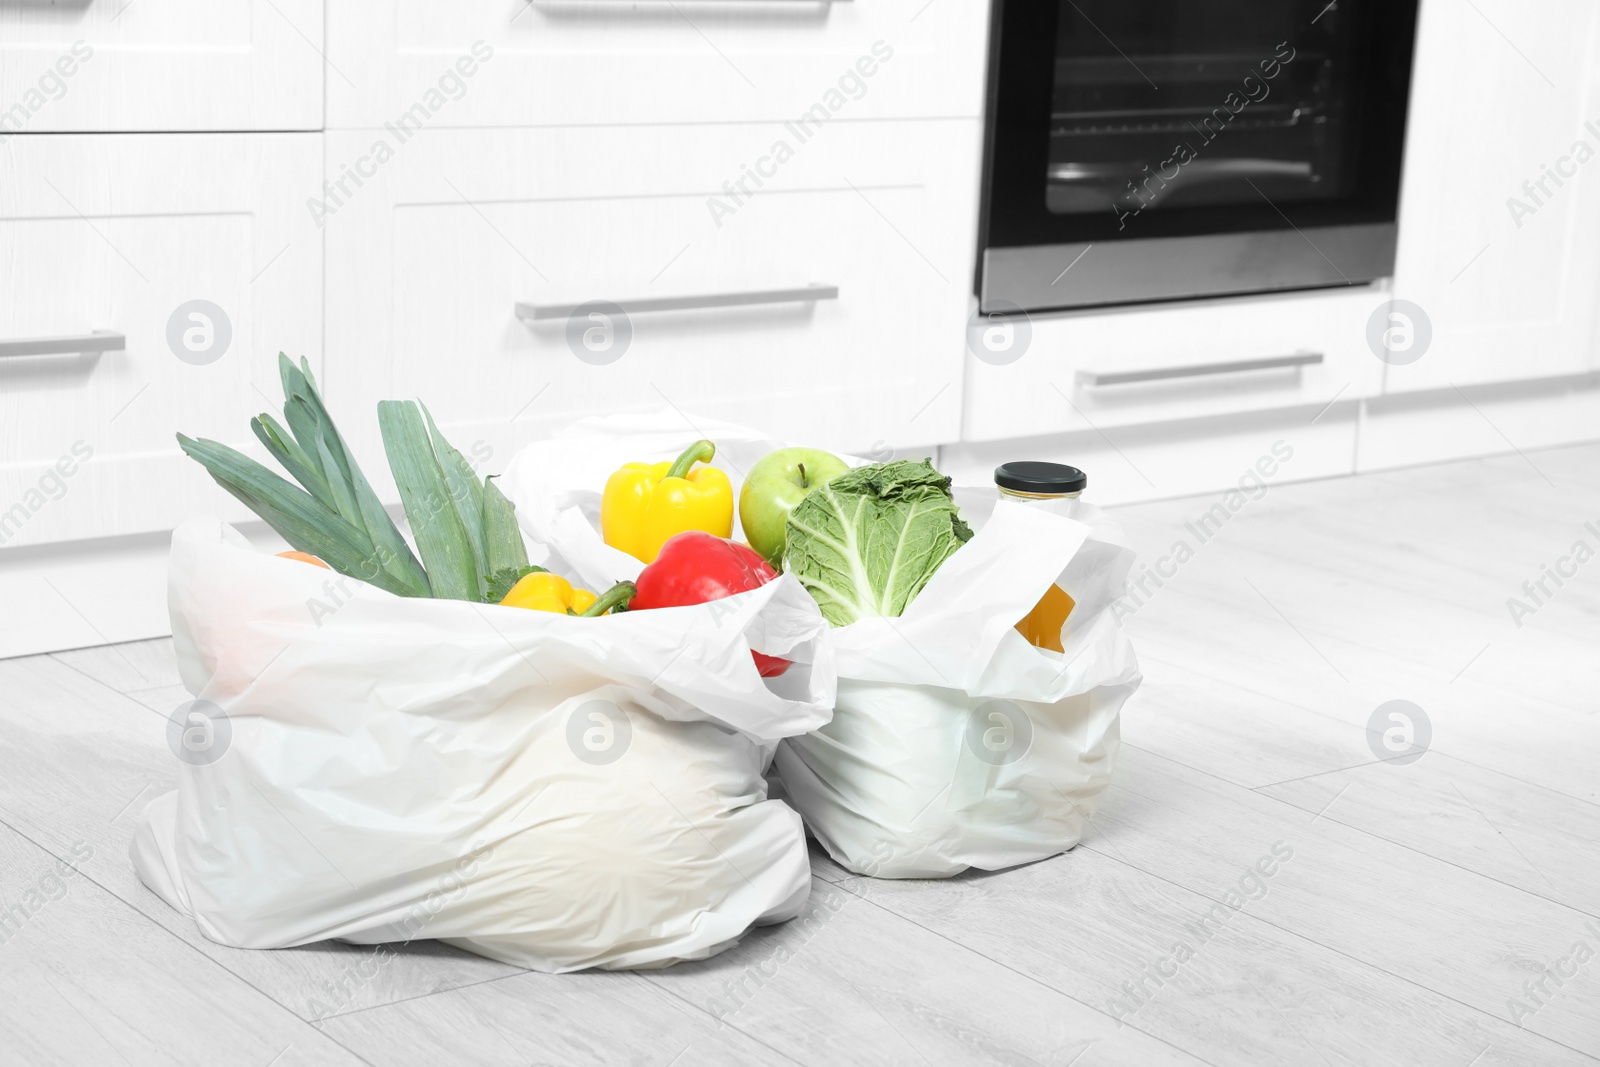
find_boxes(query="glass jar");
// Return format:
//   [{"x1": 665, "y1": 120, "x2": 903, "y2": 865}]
[
  {"x1": 994, "y1": 461, "x2": 1086, "y2": 503},
  {"x1": 995, "y1": 462, "x2": 1086, "y2": 652}
]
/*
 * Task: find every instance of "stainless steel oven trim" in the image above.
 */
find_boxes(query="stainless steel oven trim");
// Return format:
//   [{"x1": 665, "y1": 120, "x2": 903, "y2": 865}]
[{"x1": 980, "y1": 223, "x2": 1397, "y2": 314}]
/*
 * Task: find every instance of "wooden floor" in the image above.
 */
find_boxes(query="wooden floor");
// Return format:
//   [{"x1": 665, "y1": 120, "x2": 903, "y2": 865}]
[{"x1": 3, "y1": 442, "x2": 1598, "y2": 1066}]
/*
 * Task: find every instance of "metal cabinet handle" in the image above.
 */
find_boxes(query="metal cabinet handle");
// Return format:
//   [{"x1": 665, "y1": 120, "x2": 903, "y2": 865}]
[
  {"x1": 517, "y1": 285, "x2": 838, "y2": 324},
  {"x1": 0, "y1": 331, "x2": 126, "y2": 359},
  {"x1": 1076, "y1": 351, "x2": 1323, "y2": 387}
]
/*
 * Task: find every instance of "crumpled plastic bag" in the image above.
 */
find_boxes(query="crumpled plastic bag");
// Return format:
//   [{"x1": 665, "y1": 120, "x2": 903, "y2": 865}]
[
  {"x1": 500, "y1": 413, "x2": 1140, "y2": 880},
  {"x1": 498, "y1": 410, "x2": 804, "y2": 594},
  {"x1": 773, "y1": 492, "x2": 1141, "y2": 878},
  {"x1": 132, "y1": 517, "x2": 836, "y2": 971}
]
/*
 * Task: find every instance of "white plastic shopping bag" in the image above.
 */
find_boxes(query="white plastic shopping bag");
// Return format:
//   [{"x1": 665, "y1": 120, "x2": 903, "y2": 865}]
[
  {"x1": 500, "y1": 412, "x2": 1141, "y2": 880},
  {"x1": 497, "y1": 410, "x2": 836, "y2": 594},
  {"x1": 775, "y1": 494, "x2": 1141, "y2": 878},
  {"x1": 131, "y1": 518, "x2": 836, "y2": 972}
]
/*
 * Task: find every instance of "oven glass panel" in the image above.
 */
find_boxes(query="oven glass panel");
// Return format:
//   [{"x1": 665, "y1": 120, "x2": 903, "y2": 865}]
[{"x1": 1048, "y1": 1, "x2": 1358, "y2": 220}]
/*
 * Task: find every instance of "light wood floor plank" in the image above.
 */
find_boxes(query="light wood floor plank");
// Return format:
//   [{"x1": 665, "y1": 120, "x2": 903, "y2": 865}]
[
  {"x1": 1256, "y1": 749, "x2": 1600, "y2": 915},
  {"x1": 1118, "y1": 655, "x2": 1373, "y2": 789},
  {"x1": 1123, "y1": 587, "x2": 1600, "y2": 804},
  {"x1": 836, "y1": 843, "x2": 1598, "y2": 1067},
  {"x1": 318, "y1": 958, "x2": 798, "y2": 1067},
  {"x1": 1092, "y1": 746, "x2": 1600, "y2": 1056},
  {"x1": 0, "y1": 820, "x2": 369, "y2": 1067},
  {"x1": 50, "y1": 637, "x2": 183, "y2": 695},
  {"x1": 640, "y1": 877, "x2": 1208, "y2": 1066},
  {"x1": 1110, "y1": 440, "x2": 1600, "y2": 723},
  {"x1": 1135, "y1": 524, "x2": 1599, "y2": 720},
  {"x1": 320, "y1": 876, "x2": 1207, "y2": 1067}
]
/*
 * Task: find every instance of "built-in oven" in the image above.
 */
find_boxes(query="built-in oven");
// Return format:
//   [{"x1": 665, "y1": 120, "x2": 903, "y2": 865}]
[{"x1": 978, "y1": 0, "x2": 1420, "y2": 313}]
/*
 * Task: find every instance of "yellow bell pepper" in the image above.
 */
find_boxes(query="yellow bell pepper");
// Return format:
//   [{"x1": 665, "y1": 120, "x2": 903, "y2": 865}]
[
  {"x1": 601, "y1": 439, "x2": 733, "y2": 563},
  {"x1": 500, "y1": 571, "x2": 599, "y2": 615},
  {"x1": 499, "y1": 570, "x2": 637, "y2": 616}
]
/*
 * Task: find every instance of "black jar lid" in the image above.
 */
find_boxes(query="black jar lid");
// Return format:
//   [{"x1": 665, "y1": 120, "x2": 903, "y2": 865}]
[{"x1": 994, "y1": 461, "x2": 1087, "y2": 494}]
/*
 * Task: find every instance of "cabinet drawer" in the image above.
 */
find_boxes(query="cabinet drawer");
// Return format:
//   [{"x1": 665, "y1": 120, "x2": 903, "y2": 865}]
[
  {"x1": 962, "y1": 289, "x2": 1387, "y2": 442},
  {"x1": 0, "y1": 134, "x2": 323, "y2": 547},
  {"x1": 324, "y1": 121, "x2": 979, "y2": 473},
  {"x1": 327, "y1": 1, "x2": 985, "y2": 128},
  {"x1": 0, "y1": 2, "x2": 322, "y2": 132}
]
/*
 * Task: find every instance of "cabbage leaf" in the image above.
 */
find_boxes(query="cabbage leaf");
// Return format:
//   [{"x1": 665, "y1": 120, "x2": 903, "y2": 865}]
[{"x1": 783, "y1": 459, "x2": 972, "y2": 626}]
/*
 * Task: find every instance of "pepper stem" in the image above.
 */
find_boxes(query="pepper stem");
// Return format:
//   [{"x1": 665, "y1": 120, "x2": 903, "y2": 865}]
[
  {"x1": 665, "y1": 439, "x2": 716, "y2": 481},
  {"x1": 579, "y1": 580, "x2": 637, "y2": 617}
]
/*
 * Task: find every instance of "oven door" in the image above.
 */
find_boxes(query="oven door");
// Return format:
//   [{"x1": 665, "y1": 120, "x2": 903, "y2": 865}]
[{"x1": 980, "y1": 0, "x2": 1419, "y2": 313}]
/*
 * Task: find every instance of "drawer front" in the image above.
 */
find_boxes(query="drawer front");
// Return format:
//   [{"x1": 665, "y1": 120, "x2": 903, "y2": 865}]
[
  {"x1": 327, "y1": 1, "x2": 986, "y2": 128},
  {"x1": 0, "y1": 134, "x2": 324, "y2": 547},
  {"x1": 0, "y1": 2, "x2": 323, "y2": 132},
  {"x1": 962, "y1": 289, "x2": 1387, "y2": 443},
  {"x1": 1386, "y1": 0, "x2": 1600, "y2": 392},
  {"x1": 943, "y1": 405, "x2": 1359, "y2": 508},
  {"x1": 324, "y1": 121, "x2": 979, "y2": 478}
]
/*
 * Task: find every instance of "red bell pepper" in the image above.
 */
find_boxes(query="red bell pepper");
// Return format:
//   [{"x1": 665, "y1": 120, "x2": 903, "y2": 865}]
[{"x1": 629, "y1": 531, "x2": 791, "y2": 677}]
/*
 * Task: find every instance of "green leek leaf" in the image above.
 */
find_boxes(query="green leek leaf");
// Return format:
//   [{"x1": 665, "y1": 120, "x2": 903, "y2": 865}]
[
  {"x1": 378, "y1": 400, "x2": 479, "y2": 601},
  {"x1": 251, "y1": 414, "x2": 336, "y2": 512},
  {"x1": 481, "y1": 476, "x2": 530, "y2": 580},
  {"x1": 176, "y1": 434, "x2": 422, "y2": 598},
  {"x1": 279, "y1": 353, "x2": 430, "y2": 597},
  {"x1": 315, "y1": 430, "x2": 364, "y2": 529},
  {"x1": 421, "y1": 403, "x2": 488, "y2": 584}
]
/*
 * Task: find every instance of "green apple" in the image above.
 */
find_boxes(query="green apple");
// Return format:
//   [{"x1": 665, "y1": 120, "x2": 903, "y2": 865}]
[{"x1": 740, "y1": 447, "x2": 851, "y2": 567}]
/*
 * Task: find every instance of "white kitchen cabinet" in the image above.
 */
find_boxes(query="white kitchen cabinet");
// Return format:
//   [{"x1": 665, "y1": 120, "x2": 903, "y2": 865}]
[
  {"x1": 1359, "y1": 372, "x2": 1600, "y2": 472},
  {"x1": 1386, "y1": 0, "x2": 1600, "y2": 392},
  {"x1": 0, "y1": 1, "x2": 323, "y2": 132},
  {"x1": 326, "y1": 0, "x2": 985, "y2": 128},
  {"x1": 0, "y1": 133, "x2": 324, "y2": 547},
  {"x1": 322, "y1": 120, "x2": 979, "y2": 473},
  {"x1": 944, "y1": 402, "x2": 1360, "y2": 509},
  {"x1": 961, "y1": 286, "x2": 1386, "y2": 444}
]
